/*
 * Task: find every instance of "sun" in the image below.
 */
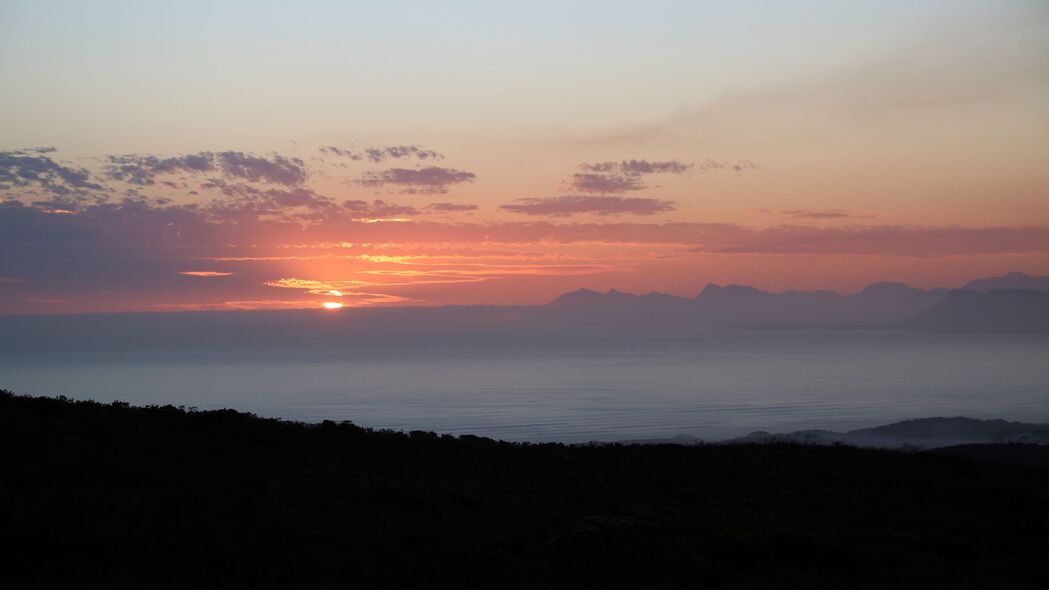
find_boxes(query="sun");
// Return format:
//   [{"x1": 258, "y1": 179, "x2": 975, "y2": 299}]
[{"x1": 322, "y1": 301, "x2": 344, "y2": 310}]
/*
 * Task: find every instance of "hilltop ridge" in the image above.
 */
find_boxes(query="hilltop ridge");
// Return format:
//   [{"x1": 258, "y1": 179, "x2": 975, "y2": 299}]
[{"x1": 2, "y1": 390, "x2": 1048, "y2": 588}]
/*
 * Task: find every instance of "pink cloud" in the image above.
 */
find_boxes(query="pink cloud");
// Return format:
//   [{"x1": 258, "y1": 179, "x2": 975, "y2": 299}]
[
  {"x1": 359, "y1": 166, "x2": 476, "y2": 194},
  {"x1": 501, "y1": 196, "x2": 676, "y2": 217}
]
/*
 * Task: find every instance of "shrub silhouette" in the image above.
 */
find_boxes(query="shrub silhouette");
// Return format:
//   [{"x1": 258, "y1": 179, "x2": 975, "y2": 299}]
[{"x1": 1, "y1": 389, "x2": 1047, "y2": 588}]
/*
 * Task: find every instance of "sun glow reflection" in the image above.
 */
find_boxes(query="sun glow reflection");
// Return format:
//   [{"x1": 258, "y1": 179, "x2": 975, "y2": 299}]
[{"x1": 322, "y1": 301, "x2": 344, "y2": 310}]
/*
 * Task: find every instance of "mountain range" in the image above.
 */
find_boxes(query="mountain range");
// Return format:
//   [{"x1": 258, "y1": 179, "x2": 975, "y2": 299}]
[
  {"x1": 1, "y1": 272, "x2": 1047, "y2": 355},
  {"x1": 536, "y1": 271, "x2": 1049, "y2": 330},
  {"x1": 729, "y1": 417, "x2": 1049, "y2": 449}
]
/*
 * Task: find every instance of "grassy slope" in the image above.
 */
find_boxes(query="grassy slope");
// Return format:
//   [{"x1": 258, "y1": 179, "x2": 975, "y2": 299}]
[{"x1": 2, "y1": 391, "x2": 1047, "y2": 589}]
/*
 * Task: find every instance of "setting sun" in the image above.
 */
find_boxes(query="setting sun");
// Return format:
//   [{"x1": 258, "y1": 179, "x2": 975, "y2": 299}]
[{"x1": 321, "y1": 302, "x2": 343, "y2": 310}]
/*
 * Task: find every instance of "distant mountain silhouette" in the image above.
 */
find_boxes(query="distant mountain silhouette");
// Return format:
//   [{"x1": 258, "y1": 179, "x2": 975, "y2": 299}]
[
  {"x1": 904, "y1": 289, "x2": 1049, "y2": 332},
  {"x1": 732, "y1": 416, "x2": 1049, "y2": 448},
  {"x1": 541, "y1": 280, "x2": 948, "y2": 328},
  {"x1": 541, "y1": 271, "x2": 1049, "y2": 329},
  {"x1": 3, "y1": 271, "x2": 1046, "y2": 353},
  {"x1": 962, "y1": 271, "x2": 1049, "y2": 292},
  {"x1": 542, "y1": 288, "x2": 696, "y2": 327}
]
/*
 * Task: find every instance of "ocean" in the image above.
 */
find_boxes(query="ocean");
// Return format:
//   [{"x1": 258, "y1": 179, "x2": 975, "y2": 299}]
[{"x1": 2, "y1": 329, "x2": 1047, "y2": 442}]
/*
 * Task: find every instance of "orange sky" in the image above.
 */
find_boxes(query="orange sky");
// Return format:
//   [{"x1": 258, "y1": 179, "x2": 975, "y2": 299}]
[{"x1": 2, "y1": 1, "x2": 1048, "y2": 313}]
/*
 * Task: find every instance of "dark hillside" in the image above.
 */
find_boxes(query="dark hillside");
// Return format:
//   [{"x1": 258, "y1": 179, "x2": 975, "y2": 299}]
[{"x1": 1, "y1": 391, "x2": 1047, "y2": 588}]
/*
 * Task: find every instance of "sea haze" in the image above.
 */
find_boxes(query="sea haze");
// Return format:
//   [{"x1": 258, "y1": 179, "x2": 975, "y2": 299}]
[{"x1": 3, "y1": 328, "x2": 1047, "y2": 443}]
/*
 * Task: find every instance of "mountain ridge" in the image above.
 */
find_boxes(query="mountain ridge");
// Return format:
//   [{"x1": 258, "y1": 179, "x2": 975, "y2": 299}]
[
  {"x1": 540, "y1": 271, "x2": 1048, "y2": 329},
  {"x1": 2, "y1": 273, "x2": 1047, "y2": 353},
  {"x1": 904, "y1": 288, "x2": 1049, "y2": 332},
  {"x1": 730, "y1": 416, "x2": 1049, "y2": 449}
]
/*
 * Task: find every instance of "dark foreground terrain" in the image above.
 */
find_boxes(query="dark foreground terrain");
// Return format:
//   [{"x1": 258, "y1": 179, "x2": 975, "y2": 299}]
[{"x1": 2, "y1": 391, "x2": 1047, "y2": 588}]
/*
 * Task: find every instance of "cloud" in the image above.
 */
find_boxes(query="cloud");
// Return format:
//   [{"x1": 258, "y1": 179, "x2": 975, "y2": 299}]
[
  {"x1": 569, "y1": 26, "x2": 1049, "y2": 149},
  {"x1": 359, "y1": 166, "x2": 476, "y2": 194},
  {"x1": 583, "y1": 160, "x2": 691, "y2": 175},
  {"x1": 0, "y1": 149, "x2": 105, "y2": 196},
  {"x1": 569, "y1": 159, "x2": 693, "y2": 193},
  {"x1": 104, "y1": 151, "x2": 306, "y2": 186},
  {"x1": 569, "y1": 173, "x2": 647, "y2": 193},
  {"x1": 694, "y1": 159, "x2": 760, "y2": 173},
  {"x1": 321, "y1": 145, "x2": 443, "y2": 162},
  {"x1": 687, "y1": 224, "x2": 1049, "y2": 256},
  {"x1": 213, "y1": 152, "x2": 306, "y2": 185},
  {"x1": 178, "y1": 271, "x2": 233, "y2": 277},
  {"x1": 5, "y1": 196, "x2": 1049, "y2": 311},
  {"x1": 105, "y1": 153, "x2": 215, "y2": 185},
  {"x1": 501, "y1": 196, "x2": 677, "y2": 217},
  {"x1": 5, "y1": 194, "x2": 1049, "y2": 312},
  {"x1": 428, "y1": 202, "x2": 479, "y2": 212},
  {"x1": 202, "y1": 183, "x2": 337, "y2": 220},
  {"x1": 262, "y1": 278, "x2": 371, "y2": 294},
  {"x1": 778, "y1": 209, "x2": 880, "y2": 220},
  {"x1": 342, "y1": 199, "x2": 419, "y2": 217},
  {"x1": 4, "y1": 197, "x2": 1049, "y2": 257}
]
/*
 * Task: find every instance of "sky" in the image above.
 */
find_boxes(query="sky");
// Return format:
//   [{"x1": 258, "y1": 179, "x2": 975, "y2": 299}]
[{"x1": 2, "y1": 0, "x2": 1048, "y2": 313}]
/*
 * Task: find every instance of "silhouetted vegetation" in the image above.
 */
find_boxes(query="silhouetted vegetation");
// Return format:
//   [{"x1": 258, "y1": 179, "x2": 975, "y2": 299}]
[{"x1": 2, "y1": 390, "x2": 1047, "y2": 588}]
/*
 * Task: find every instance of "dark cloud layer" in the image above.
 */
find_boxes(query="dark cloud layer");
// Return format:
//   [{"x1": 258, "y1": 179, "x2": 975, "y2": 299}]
[
  {"x1": 501, "y1": 196, "x2": 676, "y2": 217},
  {"x1": 3, "y1": 198, "x2": 1048, "y2": 256},
  {"x1": 359, "y1": 166, "x2": 476, "y2": 194},
  {"x1": 4, "y1": 197, "x2": 1049, "y2": 312}
]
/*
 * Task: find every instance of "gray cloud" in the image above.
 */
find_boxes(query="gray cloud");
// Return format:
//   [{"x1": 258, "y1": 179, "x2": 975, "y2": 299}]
[
  {"x1": 104, "y1": 151, "x2": 306, "y2": 186},
  {"x1": 321, "y1": 145, "x2": 443, "y2": 163},
  {"x1": 214, "y1": 152, "x2": 306, "y2": 185},
  {"x1": 359, "y1": 166, "x2": 476, "y2": 194},
  {"x1": 6, "y1": 197, "x2": 1049, "y2": 257},
  {"x1": 583, "y1": 160, "x2": 691, "y2": 175},
  {"x1": 343, "y1": 199, "x2": 419, "y2": 217},
  {"x1": 105, "y1": 154, "x2": 215, "y2": 185},
  {"x1": 694, "y1": 159, "x2": 760, "y2": 173},
  {"x1": 501, "y1": 196, "x2": 676, "y2": 217},
  {"x1": 0, "y1": 149, "x2": 105, "y2": 196},
  {"x1": 203, "y1": 183, "x2": 337, "y2": 220},
  {"x1": 570, "y1": 159, "x2": 693, "y2": 193},
  {"x1": 428, "y1": 202, "x2": 479, "y2": 212},
  {"x1": 569, "y1": 173, "x2": 647, "y2": 193},
  {"x1": 778, "y1": 209, "x2": 880, "y2": 220}
]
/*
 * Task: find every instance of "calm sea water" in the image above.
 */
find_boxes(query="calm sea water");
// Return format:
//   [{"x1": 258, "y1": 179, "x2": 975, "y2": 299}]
[{"x1": 2, "y1": 330, "x2": 1047, "y2": 442}]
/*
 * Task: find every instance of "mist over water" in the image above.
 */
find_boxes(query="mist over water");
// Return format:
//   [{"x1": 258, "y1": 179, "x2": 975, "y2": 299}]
[{"x1": 3, "y1": 329, "x2": 1047, "y2": 442}]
